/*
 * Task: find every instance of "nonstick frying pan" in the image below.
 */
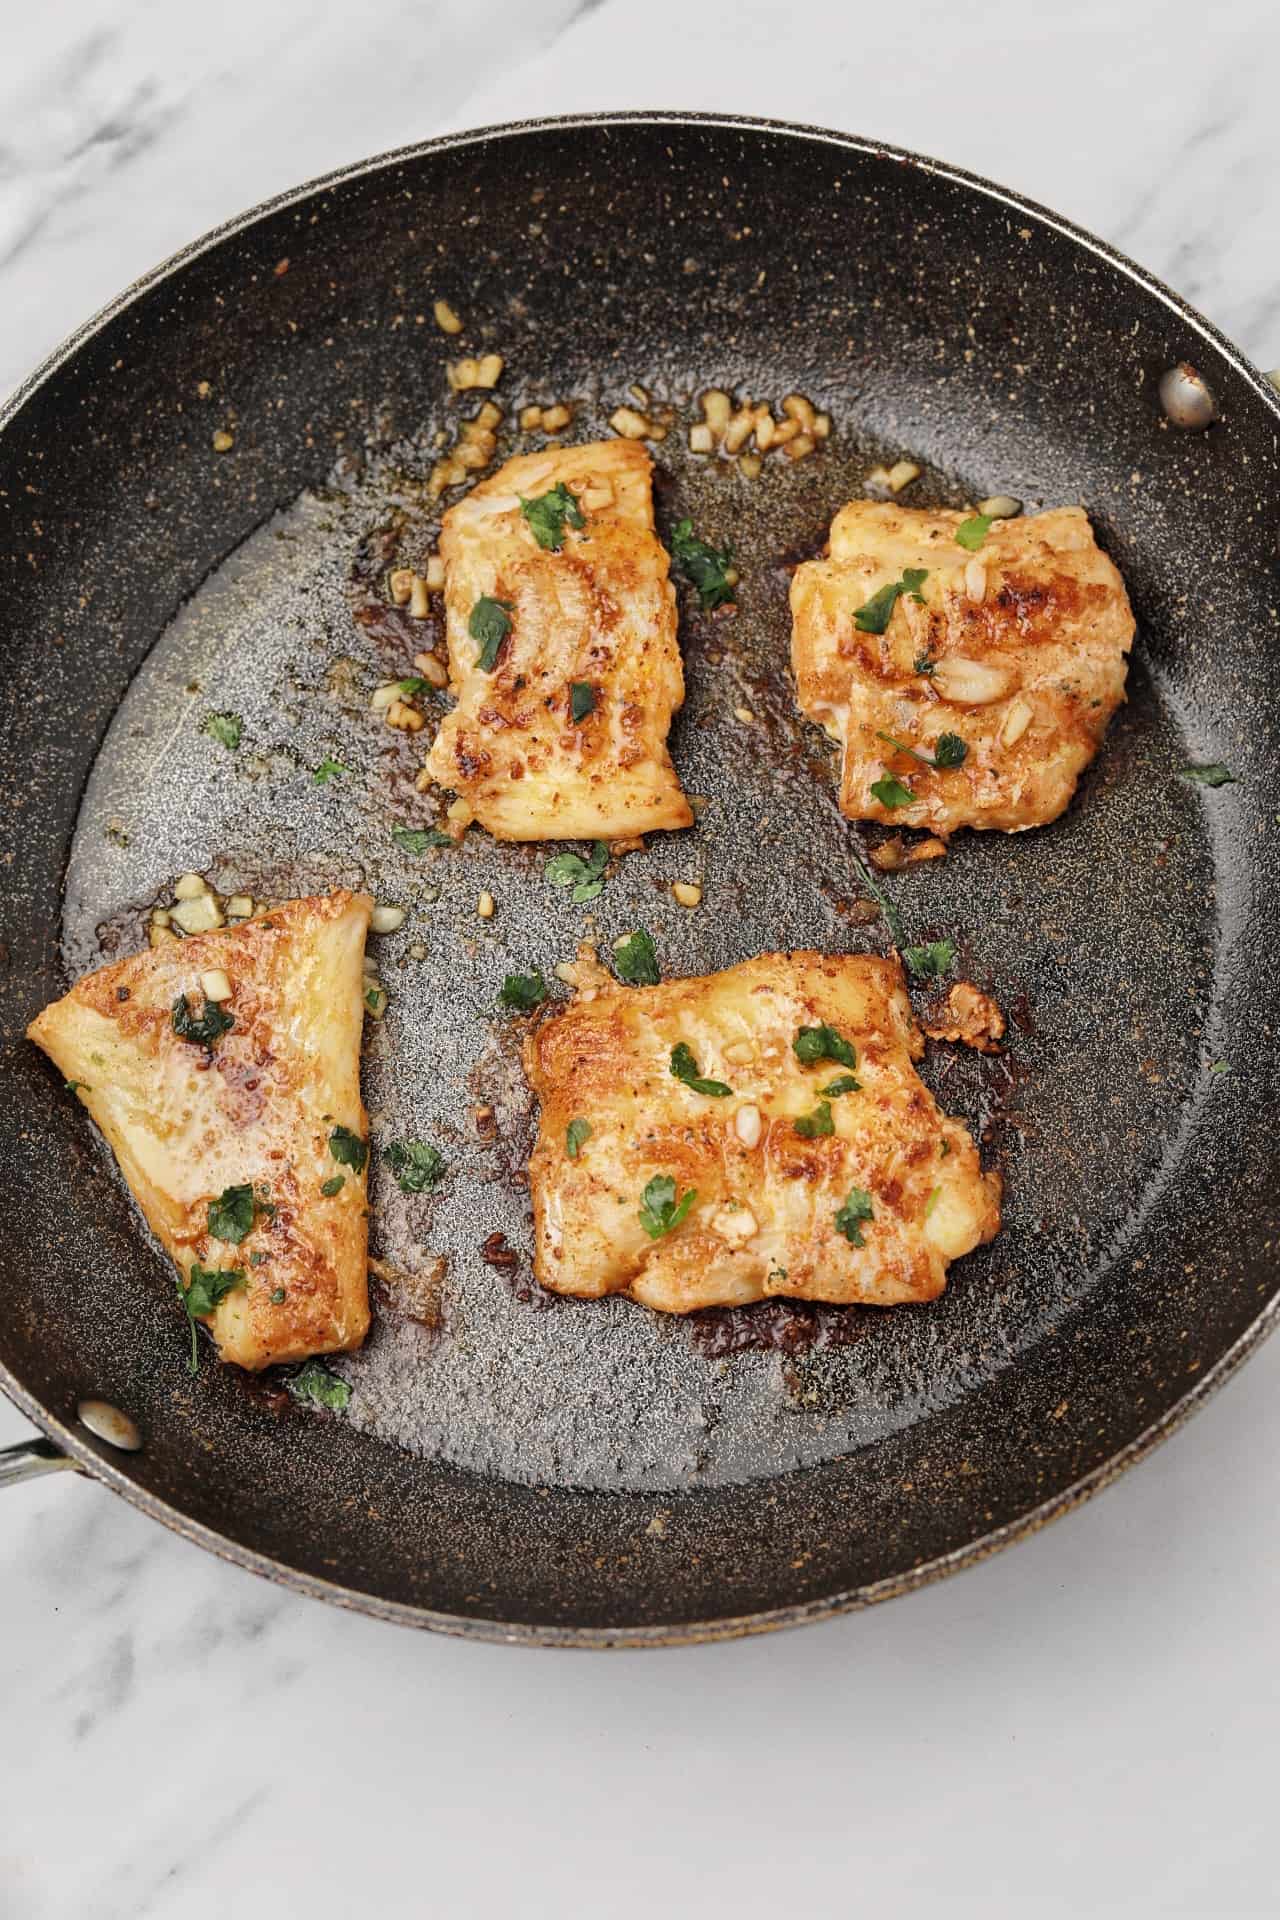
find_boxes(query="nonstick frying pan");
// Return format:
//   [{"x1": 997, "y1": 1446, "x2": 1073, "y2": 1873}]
[{"x1": 2, "y1": 114, "x2": 1278, "y2": 1646}]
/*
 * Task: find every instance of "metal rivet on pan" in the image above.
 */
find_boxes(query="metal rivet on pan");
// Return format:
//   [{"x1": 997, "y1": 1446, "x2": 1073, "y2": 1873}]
[
  {"x1": 1158, "y1": 362, "x2": 1218, "y2": 429},
  {"x1": 77, "y1": 1398, "x2": 143, "y2": 1452}
]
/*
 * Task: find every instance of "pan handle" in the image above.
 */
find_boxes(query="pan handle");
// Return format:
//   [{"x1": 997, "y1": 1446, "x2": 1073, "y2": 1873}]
[{"x1": 0, "y1": 1437, "x2": 82, "y2": 1490}]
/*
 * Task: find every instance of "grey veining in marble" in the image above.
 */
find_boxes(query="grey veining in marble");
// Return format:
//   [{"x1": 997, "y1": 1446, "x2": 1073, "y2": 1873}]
[{"x1": 3, "y1": 4, "x2": 1280, "y2": 1917}]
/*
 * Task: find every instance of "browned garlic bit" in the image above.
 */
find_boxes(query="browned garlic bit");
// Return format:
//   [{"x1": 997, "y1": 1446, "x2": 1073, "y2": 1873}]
[
  {"x1": 688, "y1": 387, "x2": 829, "y2": 469},
  {"x1": 150, "y1": 873, "x2": 254, "y2": 948},
  {"x1": 429, "y1": 401, "x2": 503, "y2": 499},
  {"x1": 924, "y1": 982, "x2": 1005, "y2": 1055},
  {"x1": 610, "y1": 404, "x2": 667, "y2": 443},
  {"x1": 867, "y1": 459, "x2": 920, "y2": 494},
  {"x1": 433, "y1": 299, "x2": 463, "y2": 335},
  {"x1": 671, "y1": 880, "x2": 702, "y2": 909},
  {"x1": 447, "y1": 353, "x2": 504, "y2": 392}
]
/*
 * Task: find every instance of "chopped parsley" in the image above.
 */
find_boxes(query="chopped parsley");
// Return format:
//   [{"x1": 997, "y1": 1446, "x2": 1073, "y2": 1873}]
[
  {"x1": 793, "y1": 1024, "x2": 858, "y2": 1070},
  {"x1": 638, "y1": 1174, "x2": 697, "y2": 1241},
  {"x1": 468, "y1": 595, "x2": 514, "y2": 670},
  {"x1": 875, "y1": 729, "x2": 968, "y2": 771},
  {"x1": 870, "y1": 772, "x2": 916, "y2": 809},
  {"x1": 396, "y1": 676, "x2": 431, "y2": 697},
  {"x1": 499, "y1": 971, "x2": 548, "y2": 1012},
  {"x1": 203, "y1": 712, "x2": 242, "y2": 751},
  {"x1": 64, "y1": 1079, "x2": 89, "y2": 1095},
  {"x1": 670, "y1": 1042, "x2": 732, "y2": 1098},
  {"x1": 171, "y1": 993, "x2": 235, "y2": 1050},
  {"x1": 519, "y1": 482, "x2": 585, "y2": 552},
  {"x1": 670, "y1": 518, "x2": 735, "y2": 609},
  {"x1": 207, "y1": 1182, "x2": 255, "y2": 1245},
  {"x1": 569, "y1": 681, "x2": 596, "y2": 723},
  {"x1": 1181, "y1": 763, "x2": 1235, "y2": 788},
  {"x1": 364, "y1": 984, "x2": 388, "y2": 1017},
  {"x1": 320, "y1": 1174, "x2": 345, "y2": 1197},
  {"x1": 902, "y1": 938, "x2": 956, "y2": 981},
  {"x1": 794, "y1": 1099, "x2": 834, "y2": 1138},
  {"x1": 1208, "y1": 1059, "x2": 1231, "y2": 1076},
  {"x1": 546, "y1": 840, "x2": 609, "y2": 904},
  {"x1": 565, "y1": 1117, "x2": 592, "y2": 1159},
  {"x1": 924, "y1": 1186, "x2": 942, "y2": 1219},
  {"x1": 288, "y1": 1360, "x2": 351, "y2": 1412},
  {"x1": 613, "y1": 927, "x2": 660, "y2": 986},
  {"x1": 177, "y1": 1263, "x2": 245, "y2": 1374},
  {"x1": 914, "y1": 652, "x2": 937, "y2": 676},
  {"x1": 853, "y1": 568, "x2": 928, "y2": 634},
  {"x1": 392, "y1": 825, "x2": 452, "y2": 856},
  {"x1": 383, "y1": 1139, "x2": 446, "y2": 1193},
  {"x1": 821, "y1": 1073, "x2": 861, "y2": 1096},
  {"x1": 328, "y1": 1124, "x2": 368, "y2": 1173},
  {"x1": 313, "y1": 757, "x2": 348, "y2": 784},
  {"x1": 954, "y1": 513, "x2": 992, "y2": 552},
  {"x1": 270, "y1": 1286, "x2": 286, "y2": 1303},
  {"x1": 834, "y1": 1187, "x2": 875, "y2": 1247}
]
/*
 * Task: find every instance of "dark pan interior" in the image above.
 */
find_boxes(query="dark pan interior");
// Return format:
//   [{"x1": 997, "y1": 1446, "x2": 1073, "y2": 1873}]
[{"x1": 1, "y1": 116, "x2": 1278, "y2": 1642}]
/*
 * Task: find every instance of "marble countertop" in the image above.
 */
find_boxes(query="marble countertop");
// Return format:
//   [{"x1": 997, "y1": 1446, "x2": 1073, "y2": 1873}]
[{"x1": 4, "y1": 3, "x2": 1280, "y2": 1916}]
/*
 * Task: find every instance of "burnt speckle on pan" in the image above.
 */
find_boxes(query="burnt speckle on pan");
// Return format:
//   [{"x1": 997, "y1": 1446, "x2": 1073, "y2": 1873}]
[{"x1": 1, "y1": 118, "x2": 1278, "y2": 1642}]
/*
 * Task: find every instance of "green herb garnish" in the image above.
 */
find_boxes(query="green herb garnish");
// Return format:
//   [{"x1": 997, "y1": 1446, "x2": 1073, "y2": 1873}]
[
  {"x1": 499, "y1": 971, "x2": 548, "y2": 1012},
  {"x1": 902, "y1": 938, "x2": 956, "y2": 980},
  {"x1": 177, "y1": 1263, "x2": 246, "y2": 1374},
  {"x1": 328, "y1": 1124, "x2": 368, "y2": 1173},
  {"x1": 469, "y1": 595, "x2": 515, "y2": 670},
  {"x1": 519, "y1": 482, "x2": 585, "y2": 552},
  {"x1": 834, "y1": 1187, "x2": 874, "y2": 1247},
  {"x1": 203, "y1": 712, "x2": 242, "y2": 750},
  {"x1": 613, "y1": 928, "x2": 660, "y2": 986},
  {"x1": 207, "y1": 1182, "x2": 255, "y2": 1245},
  {"x1": 924, "y1": 1186, "x2": 942, "y2": 1218},
  {"x1": 269, "y1": 1285, "x2": 286, "y2": 1302},
  {"x1": 876, "y1": 729, "x2": 968, "y2": 772},
  {"x1": 320, "y1": 1174, "x2": 345, "y2": 1197},
  {"x1": 64, "y1": 1079, "x2": 90, "y2": 1095},
  {"x1": 313, "y1": 757, "x2": 347, "y2": 784},
  {"x1": 546, "y1": 840, "x2": 609, "y2": 904},
  {"x1": 914, "y1": 653, "x2": 937, "y2": 676},
  {"x1": 853, "y1": 567, "x2": 928, "y2": 634},
  {"x1": 288, "y1": 1360, "x2": 351, "y2": 1412},
  {"x1": 794, "y1": 1100, "x2": 833, "y2": 1138},
  {"x1": 383, "y1": 1139, "x2": 446, "y2": 1193},
  {"x1": 565, "y1": 1117, "x2": 592, "y2": 1159},
  {"x1": 821, "y1": 1073, "x2": 861, "y2": 1096},
  {"x1": 638, "y1": 1174, "x2": 697, "y2": 1241},
  {"x1": 1208, "y1": 1059, "x2": 1231, "y2": 1076},
  {"x1": 870, "y1": 773, "x2": 916, "y2": 809},
  {"x1": 569, "y1": 681, "x2": 596, "y2": 723},
  {"x1": 670, "y1": 1042, "x2": 732, "y2": 1098},
  {"x1": 954, "y1": 513, "x2": 992, "y2": 552},
  {"x1": 391, "y1": 825, "x2": 452, "y2": 856},
  {"x1": 1181, "y1": 763, "x2": 1235, "y2": 788},
  {"x1": 793, "y1": 1025, "x2": 857, "y2": 1070},
  {"x1": 670, "y1": 518, "x2": 735, "y2": 609},
  {"x1": 171, "y1": 994, "x2": 235, "y2": 1050}
]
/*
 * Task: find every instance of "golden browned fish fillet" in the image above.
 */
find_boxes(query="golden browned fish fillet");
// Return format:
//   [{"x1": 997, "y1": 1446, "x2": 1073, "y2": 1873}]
[
  {"x1": 790, "y1": 501, "x2": 1135, "y2": 833},
  {"x1": 426, "y1": 439, "x2": 693, "y2": 840},
  {"x1": 523, "y1": 950, "x2": 1000, "y2": 1313},
  {"x1": 27, "y1": 891, "x2": 373, "y2": 1371}
]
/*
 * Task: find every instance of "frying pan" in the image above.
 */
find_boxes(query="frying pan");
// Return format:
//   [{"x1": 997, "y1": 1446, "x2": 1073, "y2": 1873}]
[{"x1": 2, "y1": 113, "x2": 1277, "y2": 1647}]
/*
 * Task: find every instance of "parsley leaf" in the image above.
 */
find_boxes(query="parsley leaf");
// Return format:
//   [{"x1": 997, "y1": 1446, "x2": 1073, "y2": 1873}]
[
  {"x1": 569, "y1": 681, "x2": 596, "y2": 723},
  {"x1": 313, "y1": 757, "x2": 347, "y2": 784},
  {"x1": 566, "y1": 1117, "x2": 592, "y2": 1159},
  {"x1": 638, "y1": 1174, "x2": 697, "y2": 1241},
  {"x1": 65, "y1": 1079, "x2": 90, "y2": 1094},
  {"x1": 172, "y1": 994, "x2": 235, "y2": 1050},
  {"x1": 875, "y1": 728, "x2": 968, "y2": 772},
  {"x1": 914, "y1": 653, "x2": 937, "y2": 676},
  {"x1": 670, "y1": 1042, "x2": 732, "y2": 1098},
  {"x1": 902, "y1": 938, "x2": 956, "y2": 980},
  {"x1": 519, "y1": 482, "x2": 585, "y2": 552},
  {"x1": 670, "y1": 518, "x2": 735, "y2": 609},
  {"x1": 821, "y1": 1073, "x2": 861, "y2": 1096},
  {"x1": 834, "y1": 1188, "x2": 875, "y2": 1247},
  {"x1": 203, "y1": 712, "x2": 242, "y2": 750},
  {"x1": 469, "y1": 595, "x2": 515, "y2": 670},
  {"x1": 871, "y1": 772, "x2": 916, "y2": 809},
  {"x1": 270, "y1": 1285, "x2": 286, "y2": 1302},
  {"x1": 288, "y1": 1360, "x2": 351, "y2": 1412},
  {"x1": 328, "y1": 1124, "x2": 368, "y2": 1173},
  {"x1": 613, "y1": 927, "x2": 660, "y2": 986},
  {"x1": 383, "y1": 1139, "x2": 446, "y2": 1193},
  {"x1": 794, "y1": 1099, "x2": 833, "y2": 1138},
  {"x1": 954, "y1": 513, "x2": 992, "y2": 552},
  {"x1": 177, "y1": 1263, "x2": 245, "y2": 1374},
  {"x1": 794, "y1": 1024, "x2": 858, "y2": 1069},
  {"x1": 1181, "y1": 763, "x2": 1235, "y2": 788},
  {"x1": 320, "y1": 1174, "x2": 345, "y2": 1196},
  {"x1": 392, "y1": 825, "x2": 452, "y2": 855},
  {"x1": 207, "y1": 1182, "x2": 255, "y2": 1245},
  {"x1": 1208, "y1": 1059, "x2": 1231, "y2": 1076},
  {"x1": 854, "y1": 567, "x2": 928, "y2": 633},
  {"x1": 546, "y1": 840, "x2": 609, "y2": 904},
  {"x1": 499, "y1": 971, "x2": 547, "y2": 1012},
  {"x1": 396, "y1": 676, "x2": 431, "y2": 697}
]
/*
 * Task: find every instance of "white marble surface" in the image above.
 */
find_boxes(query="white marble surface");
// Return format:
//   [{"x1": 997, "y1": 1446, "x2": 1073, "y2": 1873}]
[{"x1": 4, "y1": 3, "x2": 1280, "y2": 1915}]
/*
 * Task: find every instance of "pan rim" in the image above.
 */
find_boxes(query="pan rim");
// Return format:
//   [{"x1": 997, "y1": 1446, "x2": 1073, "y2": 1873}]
[{"x1": 3, "y1": 109, "x2": 1277, "y2": 1646}]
